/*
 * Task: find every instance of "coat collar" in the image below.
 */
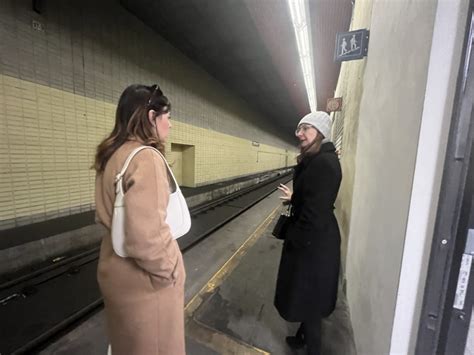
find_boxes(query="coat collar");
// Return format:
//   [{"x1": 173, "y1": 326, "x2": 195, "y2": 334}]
[
  {"x1": 299, "y1": 142, "x2": 336, "y2": 167},
  {"x1": 320, "y1": 142, "x2": 336, "y2": 154}
]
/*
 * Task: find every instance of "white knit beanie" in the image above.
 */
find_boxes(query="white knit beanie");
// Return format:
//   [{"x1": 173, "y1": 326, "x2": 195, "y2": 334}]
[{"x1": 297, "y1": 111, "x2": 332, "y2": 142}]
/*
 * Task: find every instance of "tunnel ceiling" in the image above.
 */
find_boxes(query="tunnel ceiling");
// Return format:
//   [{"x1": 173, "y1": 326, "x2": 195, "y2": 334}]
[{"x1": 120, "y1": 0, "x2": 352, "y2": 143}]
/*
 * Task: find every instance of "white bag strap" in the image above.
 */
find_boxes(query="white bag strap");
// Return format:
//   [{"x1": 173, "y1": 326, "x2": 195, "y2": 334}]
[
  {"x1": 114, "y1": 146, "x2": 149, "y2": 195},
  {"x1": 115, "y1": 146, "x2": 149, "y2": 183},
  {"x1": 114, "y1": 145, "x2": 179, "y2": 194},
  {"x1": 150, "y1": 148, "x2": 181, "y2": 192}
]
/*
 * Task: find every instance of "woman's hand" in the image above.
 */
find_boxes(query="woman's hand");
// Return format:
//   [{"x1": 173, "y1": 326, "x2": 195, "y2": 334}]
[{"x1": 277, "y1": 183, "x2": 292, "y2": 203}]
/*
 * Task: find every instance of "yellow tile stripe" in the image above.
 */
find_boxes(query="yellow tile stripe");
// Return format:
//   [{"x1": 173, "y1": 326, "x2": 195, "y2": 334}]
[{"x1": 1, "y1": 75, "x2": 296, "y2": 228}]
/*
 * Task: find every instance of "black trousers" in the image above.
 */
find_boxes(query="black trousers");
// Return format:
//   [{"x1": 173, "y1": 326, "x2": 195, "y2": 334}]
[{"x1": 296, "y1": 314, "x2": 322, "y2": 355}]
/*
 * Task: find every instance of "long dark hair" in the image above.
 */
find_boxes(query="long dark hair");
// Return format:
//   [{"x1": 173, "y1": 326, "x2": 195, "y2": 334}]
[{"x1": 94, "y1": 84, "x2": 171, "y2": 173}]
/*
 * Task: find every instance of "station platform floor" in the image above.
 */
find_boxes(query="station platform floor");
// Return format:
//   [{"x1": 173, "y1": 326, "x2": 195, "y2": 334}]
[{"x1": 40, "y1": 188, "x2": 356, "y2": 355}]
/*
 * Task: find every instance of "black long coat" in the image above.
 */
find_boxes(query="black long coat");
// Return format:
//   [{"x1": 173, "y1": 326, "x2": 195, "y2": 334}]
[{"x1": 274, "y1": 142, "x2": 342, "y2": 321}]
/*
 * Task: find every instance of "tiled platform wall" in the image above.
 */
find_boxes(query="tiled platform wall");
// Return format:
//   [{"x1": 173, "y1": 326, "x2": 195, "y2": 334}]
[{"x1": 0, "y1": 0, "x2": 297, "y2": 229}]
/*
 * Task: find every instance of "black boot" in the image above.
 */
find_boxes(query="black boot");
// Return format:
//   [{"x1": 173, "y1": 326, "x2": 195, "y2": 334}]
[
  {"x1": 285, "y1": 335, "x2": 305, "y2": 349},
  {"x1": 286, "y1": 323, "x2": 305, "y2": 349}
]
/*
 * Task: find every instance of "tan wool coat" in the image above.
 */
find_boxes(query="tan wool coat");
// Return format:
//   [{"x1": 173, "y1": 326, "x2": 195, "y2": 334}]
[{"x1": 95, "y1": 141, "x2": 186, "y2": 355}]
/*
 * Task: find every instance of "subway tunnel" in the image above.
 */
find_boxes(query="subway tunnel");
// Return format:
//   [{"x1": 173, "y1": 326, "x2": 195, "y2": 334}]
[{"x1": 0, "y1": 0, "x2": 473, "y2": 354}]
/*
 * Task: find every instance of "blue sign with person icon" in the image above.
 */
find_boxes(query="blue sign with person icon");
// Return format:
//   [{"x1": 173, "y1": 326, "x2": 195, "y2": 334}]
[{"x1": 334, "y1": 29, "x2": 370, "y2": 62}]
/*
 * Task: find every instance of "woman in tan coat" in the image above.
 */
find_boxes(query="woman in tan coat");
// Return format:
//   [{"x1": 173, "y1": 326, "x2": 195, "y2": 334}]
[{"x1": 94, "y1": 84, "x2": 186, "y2": 355}]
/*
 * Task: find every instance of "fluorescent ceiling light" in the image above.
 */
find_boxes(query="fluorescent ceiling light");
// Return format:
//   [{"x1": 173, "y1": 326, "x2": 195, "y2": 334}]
[{"x1": 287, "y1": 0, "x2": 316, "y2": 112}]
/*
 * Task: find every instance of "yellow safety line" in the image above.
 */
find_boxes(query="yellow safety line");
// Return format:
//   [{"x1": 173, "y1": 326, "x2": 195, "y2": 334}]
[
  {"x1": 185, "y1": 204, "x2": 280, "y2": 355},
  {"x1": 185, "y1": 204, "x2": 279, "y2": 312}
]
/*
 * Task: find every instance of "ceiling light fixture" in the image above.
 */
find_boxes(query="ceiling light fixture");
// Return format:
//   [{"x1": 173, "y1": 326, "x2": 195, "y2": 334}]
[{"x1": 287, "y1": 0, "x2": 316, "y2": 112}]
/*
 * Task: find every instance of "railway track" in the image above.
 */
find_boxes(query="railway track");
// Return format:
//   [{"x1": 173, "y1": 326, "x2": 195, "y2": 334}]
[{"x1": 0, "y1": 172, "x2": 291, "y2": 355}]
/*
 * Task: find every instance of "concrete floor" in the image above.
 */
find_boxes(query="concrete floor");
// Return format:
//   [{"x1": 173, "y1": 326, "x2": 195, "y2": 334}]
[
  {"x1": 190, "y1": 216, "x2": 356, "y2": 355},
  {"x1": 40, "y1": 189, "x2": 356, "y2": 354}
]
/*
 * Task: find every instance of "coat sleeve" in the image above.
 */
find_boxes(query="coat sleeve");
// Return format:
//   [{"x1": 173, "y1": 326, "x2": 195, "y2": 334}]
[
  {"x1": 122, "y1": 149, "x2": 179, "y2": 282},
  {"x1": 287, "y1": 157, "x2": 340, "y2": 248}
]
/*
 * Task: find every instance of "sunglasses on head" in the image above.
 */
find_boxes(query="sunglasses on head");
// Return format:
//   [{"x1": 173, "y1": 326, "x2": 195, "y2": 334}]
[{"x1": 147, "y1": 84, "x2": 163, "y2": 107}]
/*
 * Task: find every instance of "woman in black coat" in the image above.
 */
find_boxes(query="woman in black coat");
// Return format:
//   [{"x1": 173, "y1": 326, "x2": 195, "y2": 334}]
[{"x1": 275, "y1": 111, "x2": 342, "y2": 355}]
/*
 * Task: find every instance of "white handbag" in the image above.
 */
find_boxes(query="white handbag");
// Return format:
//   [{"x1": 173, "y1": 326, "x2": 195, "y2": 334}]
[{"x1": 111, "y1": 146, "x2": 191, "y2": 257}]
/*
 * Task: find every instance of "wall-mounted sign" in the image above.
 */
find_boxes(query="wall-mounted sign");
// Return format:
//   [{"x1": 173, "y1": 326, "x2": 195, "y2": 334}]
[
  {"x1": 32, "y1": 20, "x2": 45, "y2": 32},
  {"x1": 334, "y1": 29, "x2": 369, "y2": 62},
  {"x1": 327, "y1": 97, "x2": 343, "y2": 112}
]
